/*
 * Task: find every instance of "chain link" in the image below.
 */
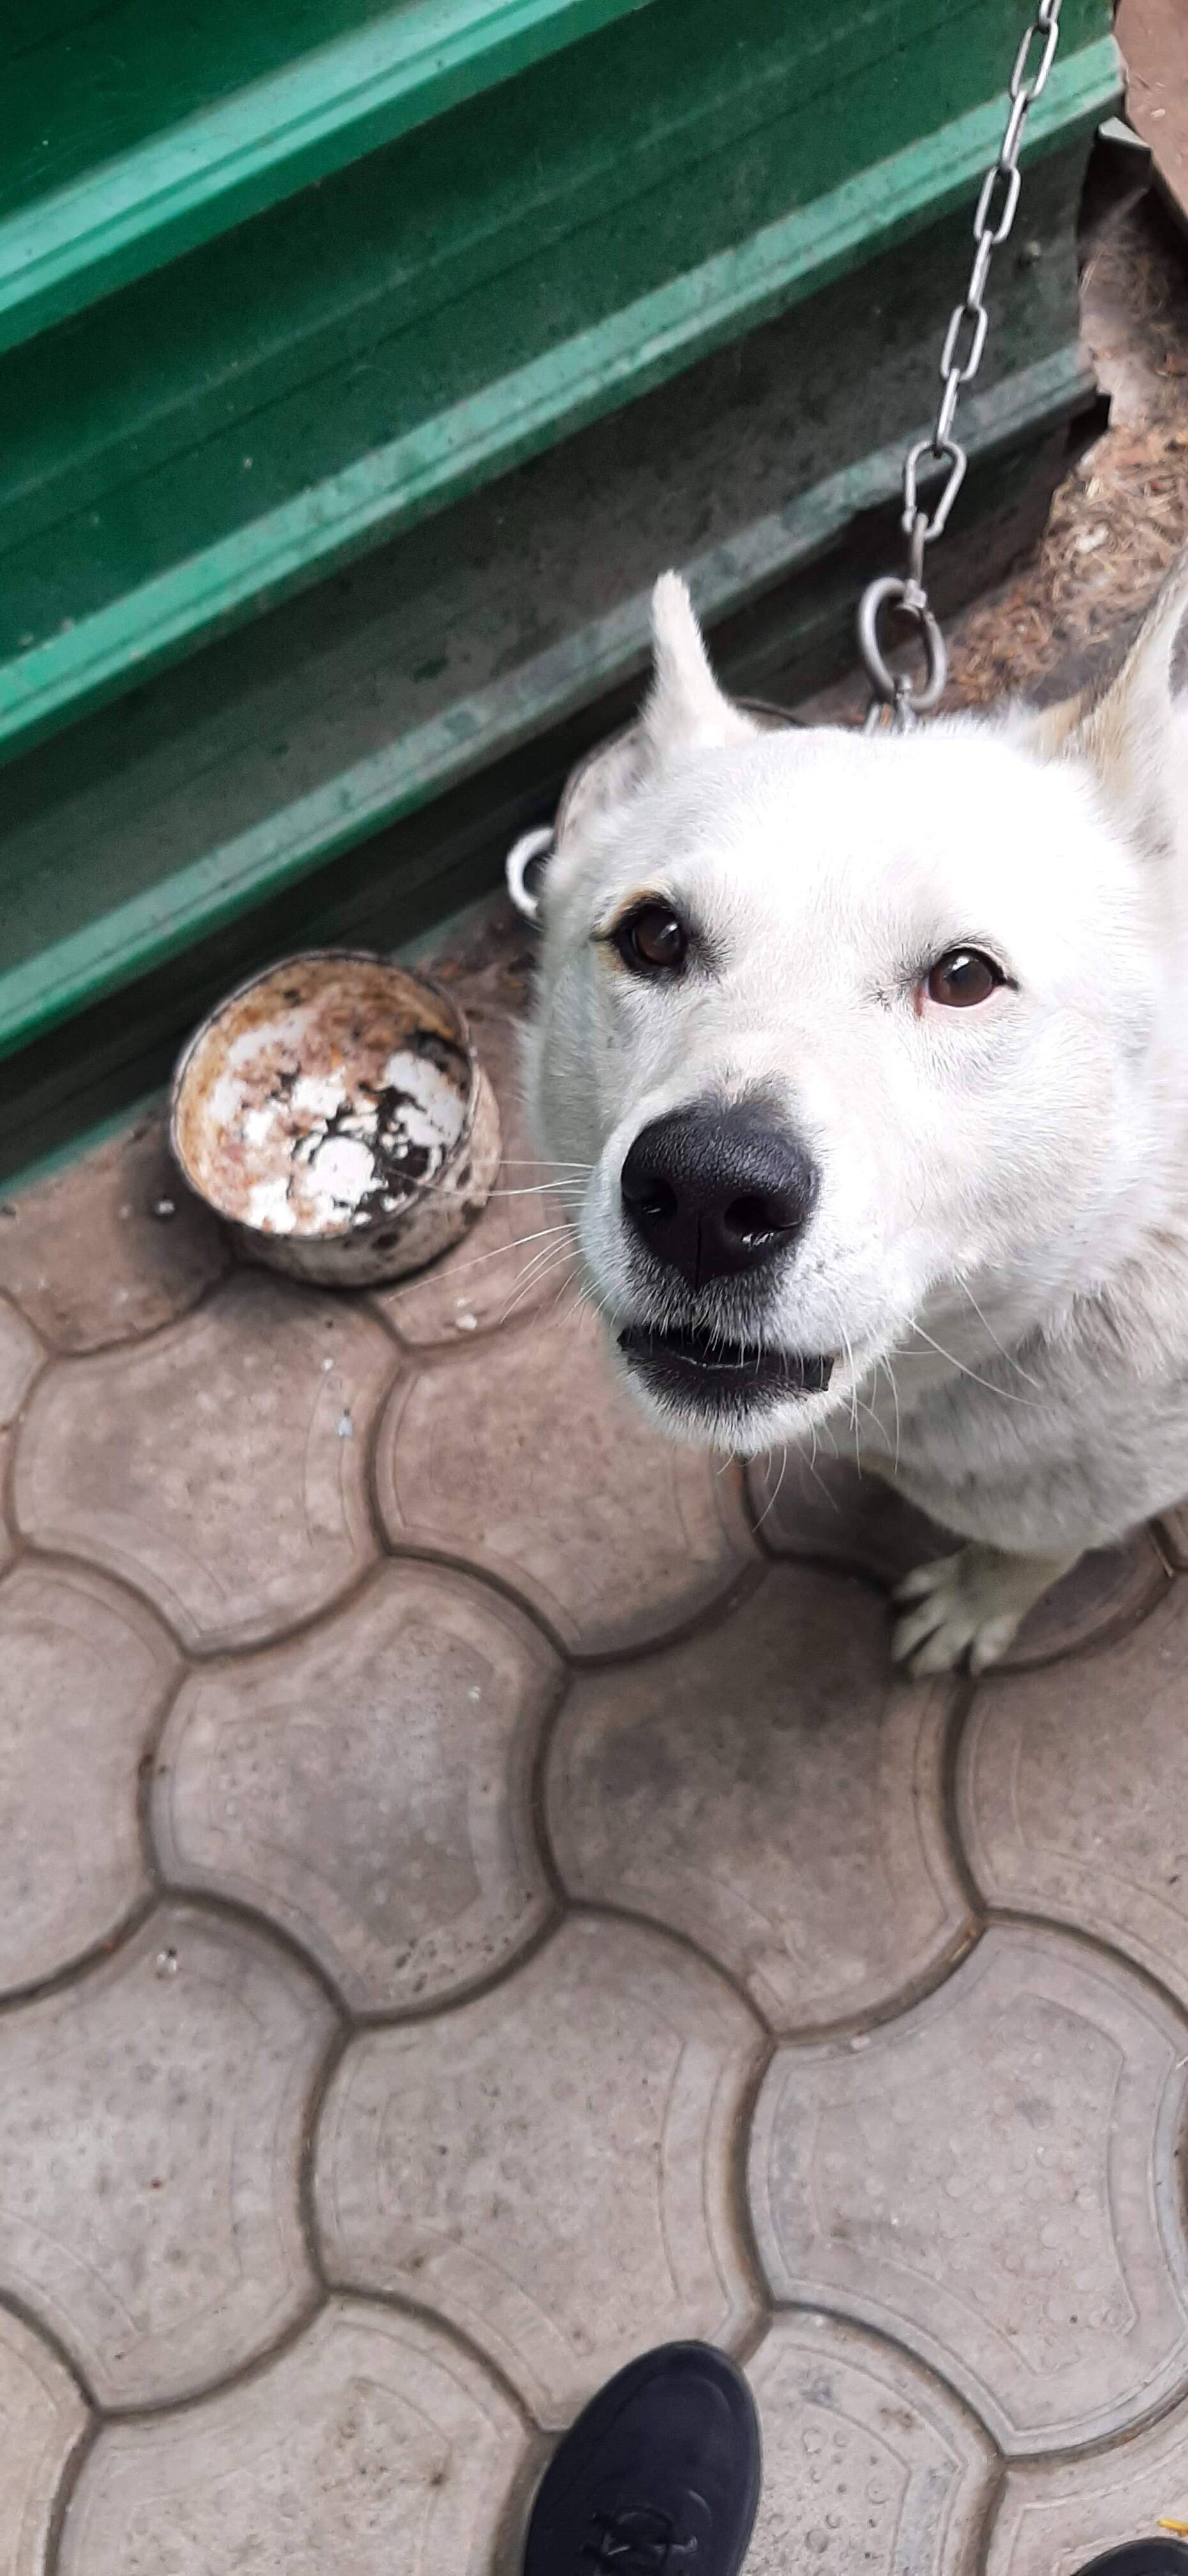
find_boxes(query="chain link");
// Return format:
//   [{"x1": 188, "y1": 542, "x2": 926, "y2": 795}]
[{"x1": 859, "y1": 0, "x2": 1063, "y2": 730}]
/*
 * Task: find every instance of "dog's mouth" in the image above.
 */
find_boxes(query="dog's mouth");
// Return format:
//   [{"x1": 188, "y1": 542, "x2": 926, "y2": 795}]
[{"x1": 617, "y1": 1321, "x2": 834, "y2": 1406}]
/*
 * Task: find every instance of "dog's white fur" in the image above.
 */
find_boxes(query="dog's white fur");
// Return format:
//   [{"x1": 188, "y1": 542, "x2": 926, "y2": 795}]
[{"x1": 523, "y1": 558, "x2": 1188, "y2": 1671}]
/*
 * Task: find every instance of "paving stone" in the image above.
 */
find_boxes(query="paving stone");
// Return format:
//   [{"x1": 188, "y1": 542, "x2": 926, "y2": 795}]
[
  {"x1": 749, "y1": 1450, "x2": 1168, "y2": 1667},
  {"x1": 316, "y1": 1913, "x2": 761, "y2": 2426},
  {"x1": 750, "y1": 1925, "x2": 1188, "y2": 2455},
  {"x1": 15, "y1": 1273, "x2": 395, "y2": 1650},
  {"x1": 0, "y1": 1114, "x2": 229, "y2": 1353},
  {"x1": 1005, "y1": 1535, "x2": 1169, "y2": 1668},
  {"x1": 376, "y1": 1301, "x2": 757, "y2": 1656},
  {"x1": 375, "y1": 1008, "x2": 563, "y2": 1347},
  {"x1": 1120, "y1": 0, "x2": 1188, "y2": 237},
  {"x1": 959, "y1": 1583, "x2": 1188, "y2": 2009},
  {"x1": 1155, "y1": 1503, "x2": 1188, "y2": 1570},
  {"x1": 0, "y1": 1296, "x2": 42, "y2": 1577},
  {"x1": 0, "y1": 1561, "x2": 178, "y2": 1993},
  {"x1": 0, "y1": 1903, "x2": 333, "y2": 2407},
  {"x1": 155, "y1": 1562, "x2": 560, "y2": 2011},
  {"x1": 59, "y1": 2297, "x2": 524, "y2": 2576},
  {"x1": 748, "y1": 1450, "x2": 945, "y2": 1585},
  {"x1": 986, "y1": 2389, "x2": 1188, "y2": 2576},
  {"x1": 0, "y1": 2304, "x2": 88, "y2": 2576},
  {"x1": 548, "y1": 1566, "x2": 970, "y2": 2030},
  {"x1": 745, "y1": 2312, "x2": 994, "y2": 2576}
]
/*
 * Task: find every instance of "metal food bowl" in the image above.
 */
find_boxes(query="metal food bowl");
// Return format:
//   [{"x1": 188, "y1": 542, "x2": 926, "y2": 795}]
[{"x1": 169, "y1": 950, "x2": 501, "y2": 1287}]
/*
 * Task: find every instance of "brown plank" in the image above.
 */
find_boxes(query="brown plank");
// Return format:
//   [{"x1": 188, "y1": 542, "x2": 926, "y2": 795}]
[{"x1": 1118, "y1": 0, "x2": 1188, "y2": 236}]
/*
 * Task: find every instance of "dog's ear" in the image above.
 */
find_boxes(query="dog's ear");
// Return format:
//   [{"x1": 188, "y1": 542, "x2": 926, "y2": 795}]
[
  {"x1": 642, "y1": 572, "x2": 759, "y2": 763},
  {"x1": 1017, "y1": 544, "x2": 1188, "y2": 853}
]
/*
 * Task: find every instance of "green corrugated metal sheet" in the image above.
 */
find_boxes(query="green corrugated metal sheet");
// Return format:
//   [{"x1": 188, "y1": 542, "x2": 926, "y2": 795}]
[{"x1": 0, "y1": 0, "x2": 1118, "y2": 1178}]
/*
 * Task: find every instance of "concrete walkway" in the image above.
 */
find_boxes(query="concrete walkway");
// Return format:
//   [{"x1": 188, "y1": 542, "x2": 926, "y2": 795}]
[{"x1": 4, "y1": 930, "x2": 1188, "y2": 2575}]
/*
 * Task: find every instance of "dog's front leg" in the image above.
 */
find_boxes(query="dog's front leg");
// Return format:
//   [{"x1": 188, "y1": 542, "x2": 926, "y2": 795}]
[{"x1": 889, "y1": 1542, "x2": 1081, "y2": 1678}]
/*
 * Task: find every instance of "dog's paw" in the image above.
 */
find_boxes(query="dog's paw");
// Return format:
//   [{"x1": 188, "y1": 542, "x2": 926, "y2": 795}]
[{"x1": 890, "y1": 1542, "x2": 1074, "y2": 1677}]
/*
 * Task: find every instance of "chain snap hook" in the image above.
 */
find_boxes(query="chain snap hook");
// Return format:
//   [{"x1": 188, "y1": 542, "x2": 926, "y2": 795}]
[{"x1": 857, "y1": 574, "x2": 948, "y2": 724}]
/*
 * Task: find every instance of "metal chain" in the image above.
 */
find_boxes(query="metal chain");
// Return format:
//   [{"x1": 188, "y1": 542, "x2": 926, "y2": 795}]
[{"x1": 858, "y1": 0, "x2": 1063, "y2": 730}]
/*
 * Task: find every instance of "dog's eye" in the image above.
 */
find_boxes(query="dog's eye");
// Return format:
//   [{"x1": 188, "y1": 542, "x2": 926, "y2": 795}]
[
  {"x1": 925, "y1": 947, "x2": 1003, "y2": 1008},
  {"x1": 613, "y1": 902, "x2": 689, "y2": 977}
]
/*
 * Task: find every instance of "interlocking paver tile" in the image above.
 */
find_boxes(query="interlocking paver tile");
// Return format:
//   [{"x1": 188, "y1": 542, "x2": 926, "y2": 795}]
[
  {"x1": 154, "y1": 1562, "x2": 560, "y2": 2011},
  {"x1": 376, "y1": 1302, "x2": 757, "y2": 1656},
  {"x1": 0, "y1": 1903, "x2": 333, "y2": 2406},
  {"x1": 0, "y1": 1561, "x2": 178, "y2": 1992},
  {"x1": 15, "y1": 1273, "x2": 395, "y2": 1649},
  {"x1": 959, "y1": 1583, "x2": 1188, "y2": 2008},
  {"x1": 750, "y1": 1926, "x2": 1188, "y2": 2455},
  {"x1": 0, "y1": 1295, "x2": 42, "y2": 1576},
  {"x1": 0, "y1": 2303, "x2": 88, "y2": 2576},
  {"x1": 547, "y1": 1567, "x2": 970, "y2": 2030},
  {"x1": 58, "y1": 2297, "x2": 524, "y2": 2576},
  {"x1": 1007, "y1": 1537, "x2": 1169, "y2": 1666},
  {"x1": 748, "y1": 1450, "x2": 945, "y2": 1584},
  {"x1": 1155, "y1": 1504, "x2": 1188, "y2": 1569},
  {"x1": 745, "y1": 2313, "x2": 994, "y2": 2576},
  {"x1": 316, "y1": 1913, "x2": 762, "y2": 2425},
  {"x1": 0, "y1": 1114, "x2": 229, "y2": 1351},
  {"x1": 749, "y1": 1450, "x2": 1168, "y2": 1667},
  {"x1": 986, "y1": 2391, "x2": 1188, "y2": 2576},
  {"x1": 375, "y1": 1008, "x2": 561, "y2": 1347}
]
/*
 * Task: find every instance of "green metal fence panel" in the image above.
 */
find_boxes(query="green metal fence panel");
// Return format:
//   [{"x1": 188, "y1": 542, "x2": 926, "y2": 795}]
[{"x1": 0, "y1": 0, "x2": 1118, "y2": 1179}]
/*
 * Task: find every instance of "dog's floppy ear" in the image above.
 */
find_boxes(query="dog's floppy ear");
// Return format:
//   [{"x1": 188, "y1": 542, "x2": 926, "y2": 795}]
[
  {"x1": 1017, "y1": 544, "x2": 1188, "y2": 854},
  {"x1": 641, "y1": 572, "x2": 759, "y2": 763}
]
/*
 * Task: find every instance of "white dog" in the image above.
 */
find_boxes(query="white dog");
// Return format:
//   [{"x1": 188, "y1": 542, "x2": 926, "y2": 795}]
[{"x1": 521, "y1": 559, "x2": 1188, "y2": 1673}]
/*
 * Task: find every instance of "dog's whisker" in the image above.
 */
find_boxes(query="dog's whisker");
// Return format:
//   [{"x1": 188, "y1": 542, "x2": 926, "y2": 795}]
[
  {"x1": 955, "y1": 1275, "x2": 1043, "y2": 1388},
  {"x1": 904, "y1": 1321, "x2": 1035, "y2": 1405},
  {"x1": 751, "y1": 1448, "x2": 788, "y2": 1529},
  {"x1": 875, "y1": 1353, "x2": 903, "y2": 1476},
  {"x1": 498, "y1": 1248, "x2": 577, "y2": 1326},
  {"x1": 500, "y1": 1240, "x2": 573, "y2": 1298},
  {"x1": 837, "y1": 1324, "x2": 862, "y2": 1464},
  {"x1": 378, "y1": 1220, "x2": 574, "y2": 1305},
  {"x1": 484, "y1": 1179, "x2": 586, "y2": 1199}
]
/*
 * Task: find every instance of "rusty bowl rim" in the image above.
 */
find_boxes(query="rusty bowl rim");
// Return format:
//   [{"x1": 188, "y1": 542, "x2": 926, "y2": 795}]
[{"x1": 168, "y1": 945, "x2": 482, "y2": 1246}]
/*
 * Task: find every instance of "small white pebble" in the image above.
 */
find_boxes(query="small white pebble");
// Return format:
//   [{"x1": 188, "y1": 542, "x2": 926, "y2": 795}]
[
  {"x1": 322, "y1": 1356, "x2": 335, "y2": 1372},
  {"x1": 467, "y1": 1686, "x2": 482, "y2": 1703},
  {"x1": 154, "y1": 1947, "x2": 179, "y2": 1979},
  {"x1": 336, "y1": 1413, "x2": 353, "y2": 1438},
  {"x1": 152, "y1": 1197, "x2": 176, "y2": 1220},
  {"x1": 454, "y1": 1311, "x2": 478, "y2": 1331}
]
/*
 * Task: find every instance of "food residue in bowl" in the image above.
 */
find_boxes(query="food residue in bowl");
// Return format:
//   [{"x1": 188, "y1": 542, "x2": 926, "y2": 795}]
[
  {"x1": 176, "y1": 963, "x2": 471, "y2": 1238},
  {"x1": 222, "y1": 1048, "x2": 465, "y2": 1236}
]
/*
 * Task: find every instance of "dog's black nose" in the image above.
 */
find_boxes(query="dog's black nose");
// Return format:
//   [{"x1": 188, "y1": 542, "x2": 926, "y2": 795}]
[{"x1": 621, "y1": 1103, "x2": 818, "y2": 1289}]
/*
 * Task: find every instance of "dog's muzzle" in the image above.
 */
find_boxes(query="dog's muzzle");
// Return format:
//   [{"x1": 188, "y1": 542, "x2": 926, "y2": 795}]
[{"x1": 614, "y1": 1098, "x2": 830, "y2": 1416}]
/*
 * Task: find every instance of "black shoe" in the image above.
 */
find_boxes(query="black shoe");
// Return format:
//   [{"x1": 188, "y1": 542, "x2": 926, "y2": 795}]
[
  {"x1": 1077, "y1": 2551, "x2": 1188, "y2": 2576},
  {"x1": 523, "y1": 2341, "x2": 761, "y2": 2576}
]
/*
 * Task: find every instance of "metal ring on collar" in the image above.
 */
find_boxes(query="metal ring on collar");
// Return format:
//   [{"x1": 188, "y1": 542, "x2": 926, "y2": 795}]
[
  {"x1": 857, "y1": 576, "x2": 948, "y2": 716},
  {"x1": 505, "y1": 824, "x2": 555, "y2": 923}
]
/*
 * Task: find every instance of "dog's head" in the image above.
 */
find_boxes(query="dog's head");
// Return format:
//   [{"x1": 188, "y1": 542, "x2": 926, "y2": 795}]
[{"x1": 522, "y1": 566, "x2": 1188, "y2": 1452}]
